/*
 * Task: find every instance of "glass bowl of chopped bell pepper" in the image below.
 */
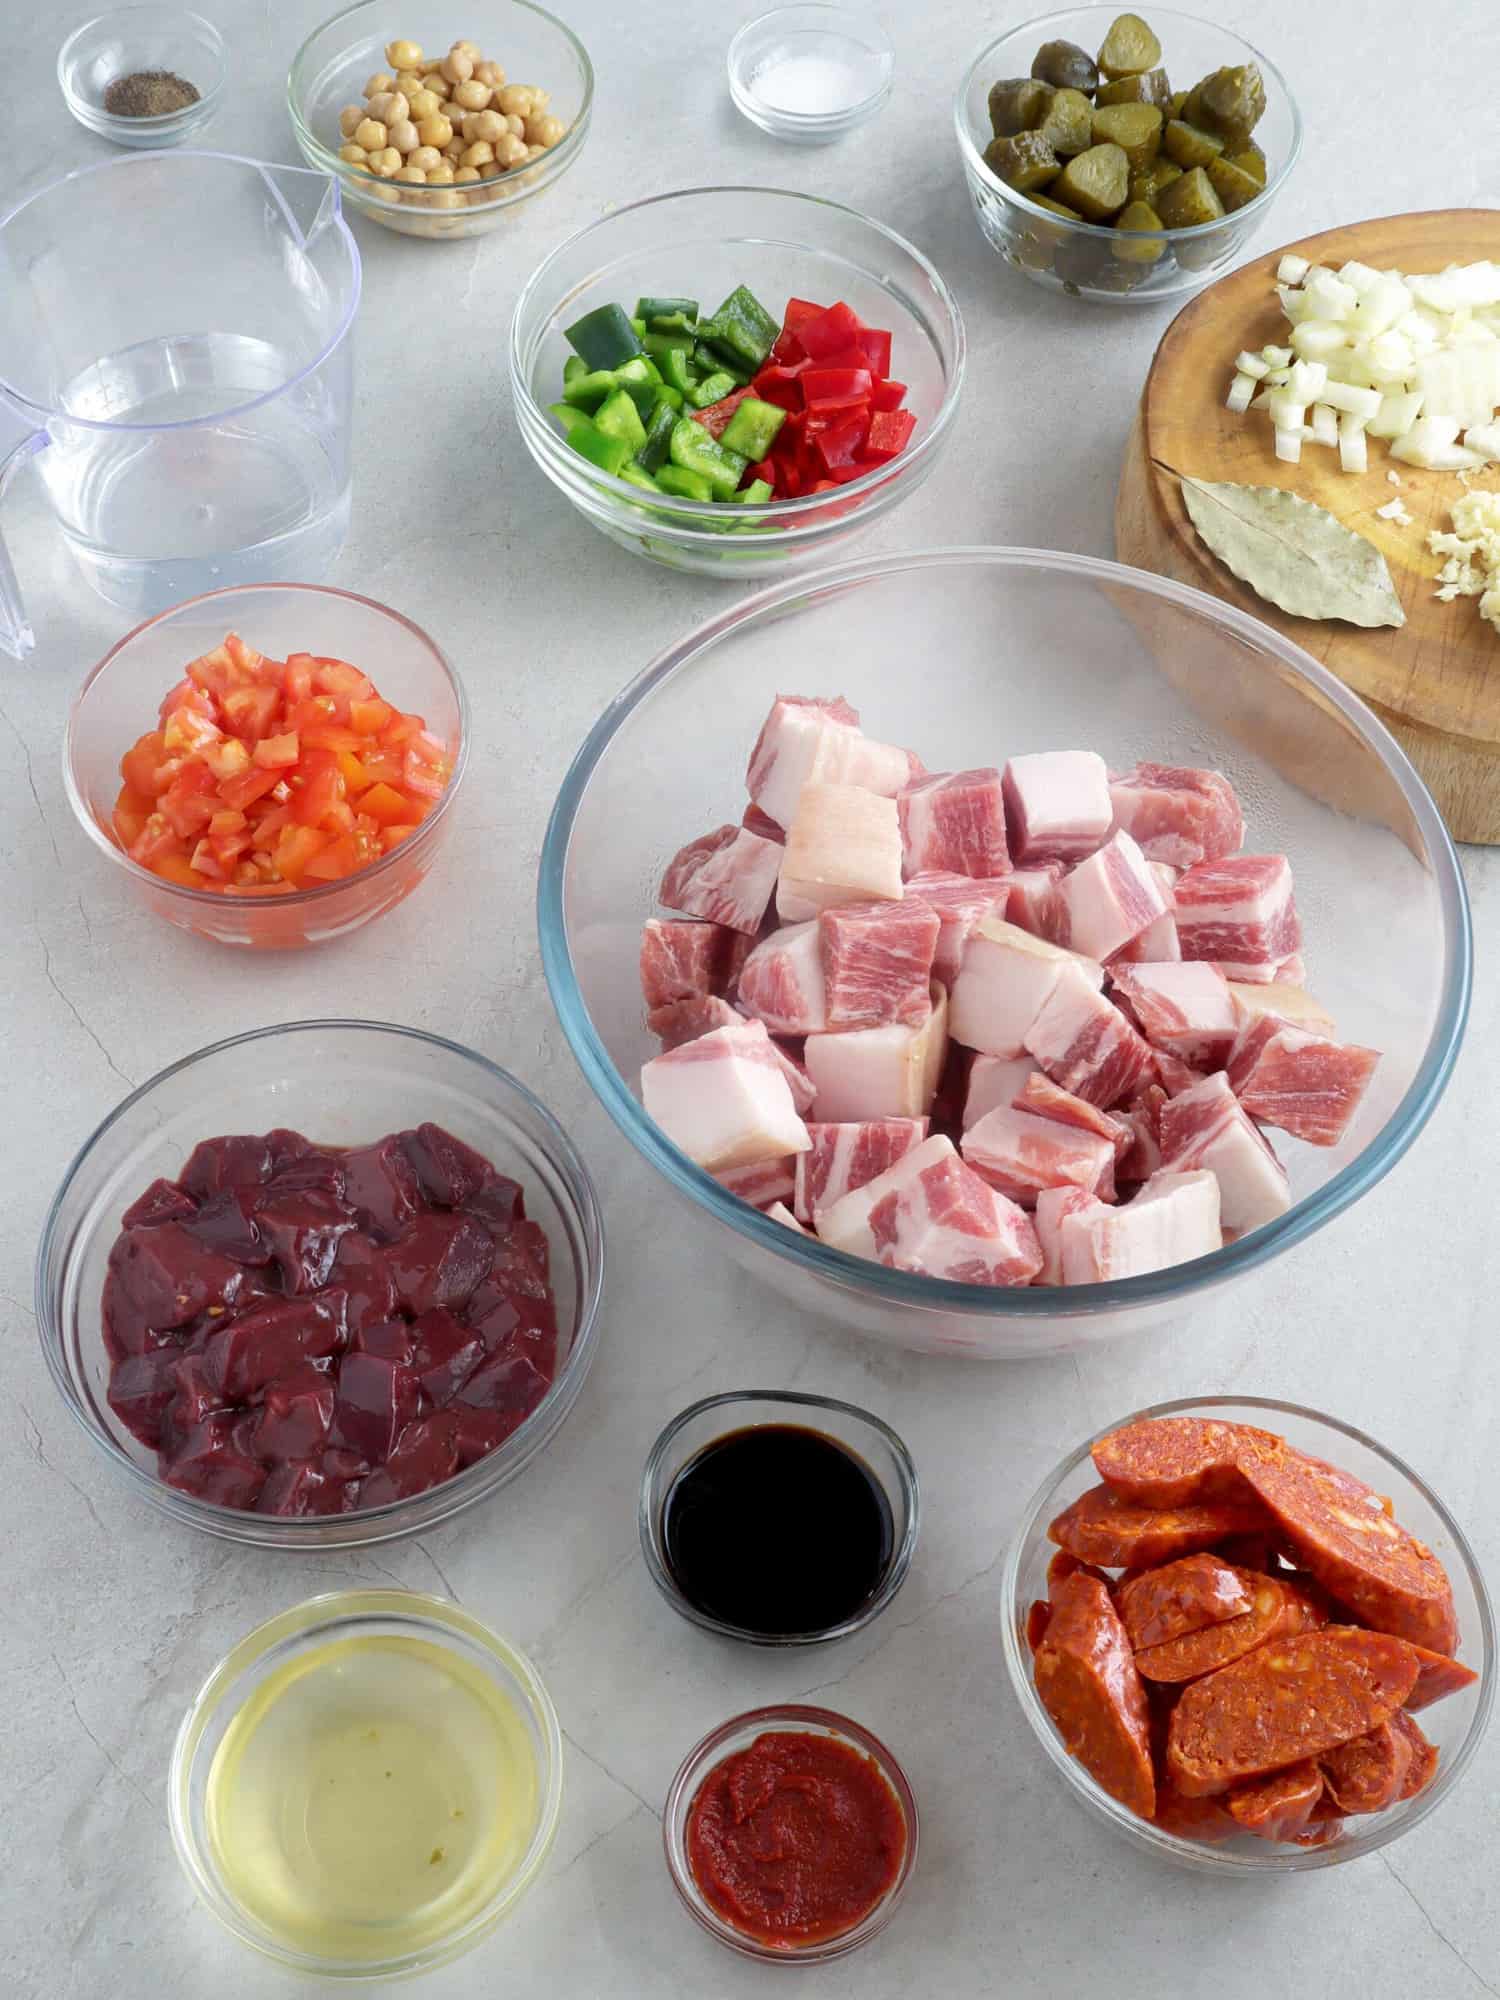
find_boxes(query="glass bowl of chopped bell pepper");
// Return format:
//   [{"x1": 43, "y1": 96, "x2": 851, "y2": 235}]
[
  {"x1": 509, "y1": 186, "x2": 965, "y2": 577},
  {"x1": 64, "y1": 583, "x2": 468, "y2": 948}
]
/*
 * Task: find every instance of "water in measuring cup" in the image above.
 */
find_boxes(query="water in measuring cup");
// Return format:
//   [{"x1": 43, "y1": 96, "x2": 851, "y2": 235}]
[{"x1": 43, "y1": 331, "x2": 350, "y2": 616}]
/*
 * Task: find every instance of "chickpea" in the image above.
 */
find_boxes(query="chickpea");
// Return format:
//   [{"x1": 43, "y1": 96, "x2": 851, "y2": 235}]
[
  {"x1": 466, "y1": 108, "x2": 505, "y2": 143},
  {"x1": 497, "y1": 84, "x2": 534, "y2": 118},
  {"x1": 440, "y1": 49, "x2": 473, "y2": 84},
  {"x1": 450, "y1": 38, "x2": 482, "y2": 59},
  {"x1": 478, "y1": 161, "x2": 501, "y2": 180},
  {"x1": 453, "y1": 77, "x2": 490, "y2": 111},
  {"x1": 338, "y1": 104, "x2": 364, "y2": 138},
  {"x1": 528, "y1": 113, "x2": 565, "y2": 147},
  {"x1": 408, "y1": 143, "x2": 442, "y2": 171},
  {"x1": 389, "y1": 118, "x2": 419, "y2": 153},
  {"x1": 422, "y1": 69, "x2": 450, "y2": 98},
  {"x1": 416, "y1": 113, "x2": 453, "y2": 148},
  {"x1": 395, "y1": 164, "x2": 427, "y2": 183},
  {"x1": 426, "y1": 160, "x2": 455, "y2": 184},
  {"x1": 407, "y1": 86, "x2": 440, "y2": 121},
  {"x1": 370, "y1": 178, "x2": 401, "y2": 203},
  {"x1": 473, "y1": 59, "x2": 505, "y2": 88},
  {"x1": 428, "y1": 187, "x2": 461, "y2": 210},
  {"x1": 338, "y1": 142, "x2": 368, "y2": 165},
  {"x1": 385, "y1": 38, "x2": 423, "y2": 69},
  {"x1": 354, "y1": 117, "x2": 387, "y2": 151},
  {"x1": 444, "y1": 139, "x2": 464, "y2": 160},
  {"x1": 530, "y1": 88, "x2": 550, "y2": 111},
  {"x1": 454, "y1": 165, "x2": 480, "y2": 183},
  {"x1": 459, "y1": 138, "x2": 494, "y2": 168},
  {"x1": 505, "y1": 112, "x2": 525, "y2": 136},
  {"x1": 371, "y1": 146, "x2": 402, "y2": 175},
  {"x1": 525, "y1": 143, "x2": 545, "y2": 159},
  {"x1": 365, "y1": 90, "x2": 407, "y2": 125},
  {"x1": 496, "y1": 131, "x2": 528, "y2": 166},
  {"x1": 363, "y1": 70, "x2": 394, "y2": 97}
]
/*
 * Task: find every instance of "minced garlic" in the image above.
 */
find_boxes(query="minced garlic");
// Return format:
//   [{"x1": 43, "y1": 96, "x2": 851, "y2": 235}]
[{"x1": 1428, "y1": 490, "x2": 1500, "y2": 637}]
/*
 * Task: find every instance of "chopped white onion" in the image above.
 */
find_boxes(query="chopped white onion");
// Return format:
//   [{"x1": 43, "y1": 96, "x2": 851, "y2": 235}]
[
  {"x1": 1337, "y1": 412, "x2": 1368, "y2": 474},
  {"x1": 1276, "y1": 253, "x2": 1311, "y2": 285},
  {"x1": 1274, "y1": 426, "x2": 1303, "y2": 464},
  {"x1": 1226, "y1": 371, "x2": 1257, "y2": 414},
  {"x1": 1309, "y1": 403, "x2": 1339, "y2": 448},
  {"x1": 1235, "y1": 350, "x2": 1270, "y2": 379}
]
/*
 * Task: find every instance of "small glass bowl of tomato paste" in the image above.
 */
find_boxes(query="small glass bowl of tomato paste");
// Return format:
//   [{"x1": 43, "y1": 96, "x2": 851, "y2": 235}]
[
  {"x1": 663, "y1": 1703, "x2": 918, "y2": 1961},
  {"x1": 1003, "y1": 1396, "x2": 1495, "y2": 1874},
  {"x1": 35, "y1": 1019, "x2": 605, "y2": 1549},
  {"x1": 63, "y1": 582, "x2": 467, "y2": 949}
]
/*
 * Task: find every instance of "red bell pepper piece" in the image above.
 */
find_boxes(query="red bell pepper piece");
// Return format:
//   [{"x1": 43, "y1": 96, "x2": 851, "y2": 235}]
[
  {"x1": 748, "y1": 457, "x2": 777, "y2": 487},
  {"x1": 769, "y1": 328, "x2": 806, "y2": 366},
  {"x1": 796, "y1": 301, "x2": 864, "y2": 360},
  {"x1": 861, "y1": 408, "x2": 917, "y2": 464},
  {"x1": 750, "y1": 364, "x2": 807, "y2": 412},
  {"x1": 801, "y1": 366, "x2": 873, "y2": 412},
  {"x1": 812, "y1": 413, "x2": 869, "y2": 471},
  {"x1": 781, "y1": 298, "x2": 825, "y2": 333},
  {"x1": 871, "y1": 378, "x2": 908, "y2": 413},
  {"x1": 852, "y1": 326, "x2": 893, "y2": 377},
  {"x1": 691, "y1": 387, "x2": 751, "y2": 440}
]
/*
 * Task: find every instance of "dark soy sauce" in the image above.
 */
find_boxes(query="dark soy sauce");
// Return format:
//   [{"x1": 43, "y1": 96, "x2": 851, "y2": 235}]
[{"x1": 661, "y1": 1424, "x2": 895, "y2": 1637}]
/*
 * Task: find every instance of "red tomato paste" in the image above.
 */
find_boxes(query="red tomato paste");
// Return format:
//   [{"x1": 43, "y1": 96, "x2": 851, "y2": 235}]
[{"x1": 686, "y1": 1730, "x2": 906, "y2": 1947}]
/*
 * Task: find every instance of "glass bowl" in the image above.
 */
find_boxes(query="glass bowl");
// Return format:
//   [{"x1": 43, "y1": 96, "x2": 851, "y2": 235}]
[
  {"x1": 58, "y1": 6, "x2": 226, "y2": 147},
  {"x1": 169, "y1": 1589, "x2": 563, "y2": 1976},
  {"x1": 955, "y1": 6, "x2": 1302, "y2": 304},
  {"x1": 639, "y1": 1390, "x2": 919, "y2": 1646},
  {"x1": 63, "y1": 583, "x2": 467, "y2": 950},
  {"x1": 35, "y1": 1020, "x2": 605, "y2": 1548},
  {"x1": 1002, "y1": 1396, "x2": 1494, "y2": 1871},
  {"x1": 662, "y1": 1703, "x2": 918, "y2": 1961},
  {"x1": 538, "y1": 547, "x2": 1470, "y2": 1359},
  {"x1": 509, "y1": 187, "x2": 965, "y2": 579},
  {"x1": 288, "y1": 0, "x2": 593, "y2": 241},
  {"x1": 727, "y1": 6, "x2": 895, "y2": 144}
]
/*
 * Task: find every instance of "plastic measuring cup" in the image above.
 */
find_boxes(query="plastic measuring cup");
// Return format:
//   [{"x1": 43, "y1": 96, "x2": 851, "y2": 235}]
[{"x1": 0, "y1": 152, "x2": 360, "y2": 659}]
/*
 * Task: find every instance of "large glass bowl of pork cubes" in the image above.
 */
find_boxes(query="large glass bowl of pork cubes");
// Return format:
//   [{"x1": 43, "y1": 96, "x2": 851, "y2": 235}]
[{"x1": 538, "y1": 548, "x2": 1469, "y2": 1359}]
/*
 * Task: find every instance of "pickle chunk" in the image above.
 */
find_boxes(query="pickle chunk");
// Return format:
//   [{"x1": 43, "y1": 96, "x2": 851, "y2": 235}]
[
  {"x1": 1054, "y1": 141, "x2": 1130, "y2": 222},
  {"x1": 984, "y1": 129, "x2": 1062, "y2": 194},
  {"x1": 1095, "y1": 68, "x2": 1172, "y2": 110},
  {"x1": 1090, "y1": 101, "x2": 1162, "y2": 171},
  {"x1": 1206, "y1": 156, "x2": 1262, "y2": 213},
  {"x1": 1227, "y1": 142, "x2": 1267, "y2": 187},
  {"x1": 1185, "y1": 63, "x2": 1266, "y2": 149},
  {"x1": 1031, "y1": 38, "x2": 1100, "y2": 95},
  {"x1": 1155, "y1": 165, "x2": 1225, "y2": 228},
  {"x1": 989, "y1": 76, "x2": 1054, "y2": 137},
  {"x1": 1112, "y1": 201, "x2": 1166, "y2": 262},
  {"x1": 1038, "y1": 87, "x2": 1095, "y2": 156},
  {"x1": 1129, "y1": 159, "x2": 1182, "y2": 206},
  {"x1": 1097, "y1": 12, "x2": 1161, "y2": 78},
  {"x1": 1163, "y1": 118, "x2": 1224, "y2": 169}
]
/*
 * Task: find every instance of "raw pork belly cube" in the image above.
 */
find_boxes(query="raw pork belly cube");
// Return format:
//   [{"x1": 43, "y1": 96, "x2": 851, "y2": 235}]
[
  {"x1": 1016, "y1": 1071, "x2": 1129, "y2": 1196},
  {"x1": 1108, "y1": 862, "x2": 1181, "y2": 965},
  {"x1": 804, "y1": 985, "x2": 949, "y2": 1121},
  {"x1": 1056, "y1": 829, "x2": 1170, "y2": 961},
  {"x1": 1118, "y1": 1084, "x2": 1167, "y2": 1183},
  {"x1": 742, "y1": 802, "x2": 786, "y2": 843},
  {"x1": 817, "y1": 1135, "x2": 1043, "y2": 1286},
  {"x1": 949, "y1": 918, "x2": 1104, "y2": 1059},
  {"x1": 1159, "y1": 1071, "x2": 1289, "y2": 1234},
  {"x1": 770, "y1": 1039, "x2": 818, "y2": 1116},
  {"x1": 963, "y1": 1055, "x2": 1039, "y2": 1130},
  {"x1": 1024, "y1": 962, "x2": 1155, "y2": 1108},
  {"x1": 821, "y1": 899, "x2": 940, "y2": 1029},
  {"x1": 1059, "y1": 1169, "x2": 1222, "y2": 1284},
  {"x1": 639, "y1": 918, "x2": 744, "y2": 1010},
  {"x1": 736, "y1": 921, "x2": 828, "y2": 1035},
  {"x1": 1035, "y1": 1186, "x2": 1107, "y2": 1285},
  {"x1": 905, "y1": 871, "x2": 1011, "y2": 985},
  {"x1": 961, "y1": 1104, "x2": 1115, "y2": 1207},
  {"x1": 660, "y1": 823, "x2": 783, "y2": 936},
  {"x1": 1107, "y1": 763, "x2": 1245, "y2": 869},
  {"x1": 897, "y1": 768, "x2": 1009, "y2": 879},
  {"x1": 1225, "y1": 1018, "x2": 1380, "y2": 1147},
  {"x1": 1006, "y1": 864, "x2": 1065, "y2": 939},
  {"x1": 766, "y1": 1201, "x2": 809, "y2": 1234},
  {"x1": 746, "y1": 694, "x2": 918, "y2": 830},
  {"x1": 641, "y1": 1018, "x2": 811, "y2": 1173},
  {"x1": 793, "y1": 1117, "x2": 929, "y2": 1224},
  {"x1": 1002, "y1": 751, "x2": 1112, "y2": 864},
  {"x1": 1152, "y1": 1050, "x2": 1205, "y2": 1096},
  {"x1": 1228, "y1": 979, "x2": 1336, "y2": 1037},
  {"x1": 778, "y1": 783, "x2": 903, "y2": 922},
  {"x1": 715, "y1": 1157, "x2": 797, "y2": 1209},
  {"x1": 648, "y1": 994, "x2": 741, "y2": 1050},
  {"x1": 1110, "y1": 962, "x2": 1238, "y2": 1069},
  {"x1": 1174, "y1": 855, "x2": 1301, "y2": 981}
]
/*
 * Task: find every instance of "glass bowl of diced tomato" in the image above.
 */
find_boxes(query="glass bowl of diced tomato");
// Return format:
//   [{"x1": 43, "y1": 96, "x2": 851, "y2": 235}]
[{"x1": 64, "y1": 583, "x2": 467, "y2": 949}]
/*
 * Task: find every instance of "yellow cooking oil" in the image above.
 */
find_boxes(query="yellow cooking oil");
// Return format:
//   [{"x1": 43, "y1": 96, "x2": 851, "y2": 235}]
[{"x1": 205, "y1": 1633, "x2": 539, "y2": 1962}]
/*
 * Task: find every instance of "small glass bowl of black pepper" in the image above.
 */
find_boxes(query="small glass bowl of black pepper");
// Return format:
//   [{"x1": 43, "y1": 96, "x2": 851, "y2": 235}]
[
  {"x1": 640, "y1": 1391, "x2": 919, "y2": 1647},
  {"x1": 58, "y1": 5, "x2": 226, "y2": 148}
]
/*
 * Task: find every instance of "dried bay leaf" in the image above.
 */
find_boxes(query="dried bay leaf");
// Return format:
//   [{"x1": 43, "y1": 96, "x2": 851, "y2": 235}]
[{"x1": 1180, "y1": 476, "x2": 1406, "y2": 629}]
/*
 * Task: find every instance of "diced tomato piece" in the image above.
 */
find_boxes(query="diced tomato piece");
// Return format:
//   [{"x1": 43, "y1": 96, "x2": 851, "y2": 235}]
[
  {"x1": 314, "y1": 660, "x2": 375, "y2": 703},
  {"x1": 162, "y1": 702, "x2": 224, "y2": 757},
  {"x1": 382, "y1": 712, "x2": 423, "y2": 748},
  {"x1": 862, "y1": 407, "x2": 918, "y2": 464},
  {"x1": 349, "y1": 697, "x2": 393, "y2": 736},
  {"x1": 796, "y1": 301, "x2": 863, "y2": 361},
  {"x1": 801, "y1": 367, "x2": 873, "y2": 412},
  {"x1": 358, "y1": 781, "x2": 418, "y2": 827},
  {"x1": 202, "y1": 736, "x2": 252, "y2": 782},
  {"x1": 381, "y1": 823, "x2": 416, "y2": 851},
  {"x1": 248, "y1": 805, "x2": 290, "y2": 846},
  {"x1": 120, "y1": 731, "x2": 168, "y2": 799},
  {"x1": 156, "y1": 677, "x2": 215, "y2": 723},
  {"x1": 321, "y1": 799, "x2": 357, "y2": 836},
  {"x1": 691, "y1": 387, "x2": 751, "y2": 440},
  {"x1": 748, "y1": 365, "x2": 805, "y2": 413},
  {"x1": 208, "y1": 808, "x2": 247, "y2": 837},
  {"x1": 291, "y1": 748, "x2": 343, "y2": 827},
  {"x1": 284, "y1": 653, "x2": 316, "y2": 704},
  {"x1": 150, "y1": 852, "x2": 203, "y2": 889},
  {"x1": 302, "y1": 828, "x2": 383, "y2": 881},
  {"x1": 186, "y1": 643, "x2": 237, "y2": 697},
  {"x1": 355, "y1": 746, "x2": 405, "y2": 787},
  {"x1": 129, "y1": 812, "x2": 181, "y2": 866},
  {"x1": 336, "y1": 750, "x2": 375, "y2": 792},
  {"x1": 852, "y1": 326, "x2": 893, "y2": 377},
  {"x1": 189, "y1": 838, "x2": 228, "y2": 880},
  {"x1": 159, "y1": 761, "x2": 220, "y2": 838},
  {"x1": 301, "y1": 724, "x2": 366, "y2": 755},
  {"x1": 224, "y1": 633, "x2": 272, "y2": 681},
  {"x1": 871, "y1": 378, "x2": 907, "y2": 413},
  {"x1": 112, "y1": 785, "x2": 153, "y2": 849},
  {"x1": 812, "y1": 414, "x2": 870, "y2": 472},
  {"x1": 274, "y1": 823, "x2": 329, "y2": 881},
  {"x1": 218, "y1": 765, "x2": 281, "y2": 814},
  {"x1": 402, "y1": 733, "x2": 450, "y2": 801},
  {"x1": 288, "y1": 695, "x2": 341, "y2": 734},
  {"x1": 252, "y1": 731, "x2": 300, "y2": 769},
  {"x1": 221, "y1": 683, "x2": 280, "y2": 741}
]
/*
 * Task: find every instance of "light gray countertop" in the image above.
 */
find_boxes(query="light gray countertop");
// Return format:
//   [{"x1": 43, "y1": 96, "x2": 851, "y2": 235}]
[{"x1": 4, "y1": 1, "x2": 1499, "y2": 1994}]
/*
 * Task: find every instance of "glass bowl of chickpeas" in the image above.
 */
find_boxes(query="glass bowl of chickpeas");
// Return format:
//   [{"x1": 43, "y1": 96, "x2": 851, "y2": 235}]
[{"x1": 288, "y1": 0, "x2": 592, "y2": 239}]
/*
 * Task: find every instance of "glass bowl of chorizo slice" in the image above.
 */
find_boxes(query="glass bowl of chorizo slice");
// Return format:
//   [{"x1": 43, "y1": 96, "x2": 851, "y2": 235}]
[
  {"x1": 538, "y1": 547, "x2": 1469, "y2": 1359},
  {"x1": 1002, "y1": 1398, "x2": 1494, "y2": 1869}
]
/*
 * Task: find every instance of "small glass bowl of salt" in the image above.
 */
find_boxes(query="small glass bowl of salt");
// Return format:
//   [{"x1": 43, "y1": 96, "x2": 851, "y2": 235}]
[{"x1": 728, "y1": 5, "x2": 894, "y2": 143}]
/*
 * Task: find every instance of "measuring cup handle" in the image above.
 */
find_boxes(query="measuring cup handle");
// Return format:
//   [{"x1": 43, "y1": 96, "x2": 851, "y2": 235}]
[{"x1": 0, "y1": 401, "x2": 47, "y2": 661}]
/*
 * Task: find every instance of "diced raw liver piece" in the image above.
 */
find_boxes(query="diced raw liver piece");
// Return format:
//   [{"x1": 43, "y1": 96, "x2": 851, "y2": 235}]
[
  {"x1": 963, "y1": 1055, "x2": 1039, "y2": 1130},
  {"x1": 803, "y1": 985, "x2": 948, "y2": 1121},
  {"x1": 904, "y1": 871, "x2": 1011, "y2": 985},
  {"x1": 660, "y1": 823, "x2": 782, "y2": 936},
  {"x1": 1035, "y1": 1187, "x2": 1106, "y2": 1285},
  {"x1": 736, "y1": 921, "x2": 828, "y2": 1035},
  {"x1": 962, "y1": 1104, "x2": 1116, "y2": 1206},
  {"x1": 746, "y1": 694, "x2": 918, "y2": 829},
  {"x1": 715, "y1": 1156, "x2": 797, "y2": 1209},
  {"x1": 1225, "y1": 1018, "x2": 1380, "y2": 1147},
  {"x1": 1002, "y1": 751, "x2": 1112, "y2": 864},
  {"x1": 1056, "y1": 829, "x2": 1170, "y2": 961},
  {"x1": 648, "y1": 993, "x2": 741, "y2": 1050},
  {"x1": 778, "y1": 783, "x2": 904, "y2": 922},
  {"x1": 1110, "y1": 962, "x2": 1239, "y2": 1069},
  {"x1": 639, "y1": 918, "x2": 745, "y2": 1010},
  {"x1": 1006, "y1": 864, "x2": 1066, "y2": 939},
  {"x1": 1174, "y1": 854, "x2": 1301, "y2": 981},
  {"x1": 1060, "y1": 1169, "x2": 1222, "y2": 1283},
  {"x1": 766, "y1": 1201, "x2": 809, "y2": 1234},
  {"x1": 949, "y1": 917, "x2": 1104, "y2": 1059},
  {"x1": 821, "y1": 899, "x2": 940, "y2": 1029},
  {"x1": 1159, "y1": 1071, "x2": 1290, "y2": 1235},
  {"x1": 641, "y1": 1017, "x2": 811, "y2": 1173},
  {"x1": 897, "y1": 768, "x2": 1009, "y2": 878},
  {"x1": 817, "y1": 1135, "x2": 1043, "y2": 1286},
  {"x1": 793, "y1": 1117, "x2": 929, "y2": 1223},
  {"x1": 1107, "y1": 763, "x2": 1245, "y2": 869},
  {"x1": 1024, "y1": 963, "x2": 1156, "y2": 1108},
  {"x1": 1108, "y1": 861, "x2": 1181, "y2": 965},
  {"x1": 1228, "y1": 980, "x2": 1336, "y2": 1038}
]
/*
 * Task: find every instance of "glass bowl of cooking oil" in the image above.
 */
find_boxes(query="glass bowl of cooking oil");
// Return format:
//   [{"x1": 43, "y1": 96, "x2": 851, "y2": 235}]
[{"x1": 169, "y1": 1589, "x2": 563, "y2": 1977}]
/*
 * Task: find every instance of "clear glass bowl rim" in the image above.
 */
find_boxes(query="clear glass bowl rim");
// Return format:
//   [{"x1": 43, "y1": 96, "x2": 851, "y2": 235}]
[
  {"x1": 727, "y1": 5, "x2": 896, "y2": 128},
  {"x1": 661, "y1": 1700, "x2": 919, "y2": 1960},
  {"x1": 537, "y1": 543, "x2": 1471, "y2": 1323},
  {"x1": 34, "y1": 1017, "x2": 606, "y2": 1539},
  {"x1": 638, "y1": 1387, "x2": 920, "y2": 1646},
  {"x1": 286, "y1": 0, "x2": 595, "y2": 216},
  {"x1": 1000, "y1": 1393, "x2": 1496, "y2": 1872},
  {"x1": 508, "y1": 183, "x2": 967, "y2": 525},
  {"x1": 61, "y1": 581, "x2": 468, "y2": 912},
  {"x1": 57, "y1": 6, "x2": 229, "y2": 129},
  {"x1": 167, "y1": 1587, "x2": 565, "y2": 1976},
  {"x1": 952, "y1": 3, "x2": 1305, "y2": 246}
]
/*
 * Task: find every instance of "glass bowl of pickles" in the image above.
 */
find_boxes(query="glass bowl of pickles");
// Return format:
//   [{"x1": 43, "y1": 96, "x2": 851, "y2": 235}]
[{"x1": 954, "y1": 5, "x2": 1302, "y2": 303}]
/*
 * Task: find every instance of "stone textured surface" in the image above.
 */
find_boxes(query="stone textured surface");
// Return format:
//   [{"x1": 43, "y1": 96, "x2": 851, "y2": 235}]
[{"x1": 4, "y1": 1, "x2": 1499, "y2": 1994}]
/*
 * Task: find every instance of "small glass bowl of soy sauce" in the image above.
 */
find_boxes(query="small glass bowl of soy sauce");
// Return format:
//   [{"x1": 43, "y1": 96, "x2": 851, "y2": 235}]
[{"x1": 640, "y1": 1391, "x2": 919, "y2": 1646}]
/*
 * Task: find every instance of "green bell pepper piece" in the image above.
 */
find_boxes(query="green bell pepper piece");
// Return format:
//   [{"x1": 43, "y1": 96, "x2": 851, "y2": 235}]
[
  {"x1": 690, "y1": 370, "x2": 738, "y2": 409},
  {"x1": 661, "y1": 345, "x2": 698, "y2": 396},
  {"x1": 629, "y1": 315, "x2": 648, "y2": 337},
  {"x1": 620, "y1": 463, "x2": 661, "y2": 492},
  {"x1": 734, "y1": 477, "x2": 775, "y2": 504},
  {"x1": 699, "y1": 285, "x2": 780, "y2": 371},
  {"x1": 612, "y1": 355, "x2": 659, "y2": 416},
  {"x1": 694, "y1": 341, "x2": 752, "y2": 386},
  {"x1": 547, "y1": 401, "x2": 598, "y2": 440},
  {"x1": 636, "y1": 295, "x2": 699, "y2": 325},
  {"x1": 668, "y1": 416, "x2": 747, "y2": 500},
  {"x1": 563, "y1": 354, "x2": 587, "y2": 385},
  {"x1": 636, "y1": 399, "x2": 679, "y2": 474},
  {"x1": 654, "y1": 383, "x2": 685, "y2": 411},
  {"x1": 719, "y1": 397, "x2": 786, "y2": 461},
  {"x1": 563, "y1": 368, "x2": 619, "y2": 411},
  {"x1": 643, "y1": 329, "x2": 695, "y2": 366},
  {"x1": 568, "y1": 424, "x2": 633, "y2": 477},
  {"x1": 564, "y1": 303, "x2": 643, "y2": 371},
  {"x1": 656, "y1": 464, "x2": 715, "y2": 501},
  {"x1": 593, "y1": 388, "x2": 648, "y2": 453}
]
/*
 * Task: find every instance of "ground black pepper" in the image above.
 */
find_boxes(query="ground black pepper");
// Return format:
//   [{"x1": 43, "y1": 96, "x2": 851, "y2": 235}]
[{"x1": 103, "y1": 69, "x2": 199, "y2": 117}]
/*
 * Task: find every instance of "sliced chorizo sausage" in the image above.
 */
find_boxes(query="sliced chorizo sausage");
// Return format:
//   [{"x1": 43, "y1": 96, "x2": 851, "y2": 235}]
[
  {"x1": 1391, "y1": 1710, "x2": 1440, "y2": 1802},
  {"x1": 1048, "y1": 1483, "x2": 1269, "y2": 1570},
  {"x1": 1165, "y1": 1627, "x2": 1420, "y2": 1797},
  {"x1": 1033, "y1": 1570, "x2": 1156, "y2": 1819},
  {"x1": 1134, "y1": 1570, "x2": 1323, "y2": 1684},
  {"x1": 1151, "y1": 1775, "x2": 1237, "y2": 1844},
  {"x1": 1091, "y1": 1415, "x2": 1285, "y2": 1507},
  {"x1": 1026, "y1": 1599, "x2": 1052, "y2": 1653},
  {"x1": 1405, "y1": 1643, "x2": 1480, "y2": 1712},
  {"x1": 1117, "y1": 1553, "x2": 1255, "y2": 1652},
  {"x1": 1320, "y1": 1718, "x2": 1413, "y2": 1814},
  {"x1": 1225, "y1": 1759, "x2": 1324, "y2": 1842},
  {"x1": 1047, "y1": 1548, "x2": 1112, "y2": 1597}
]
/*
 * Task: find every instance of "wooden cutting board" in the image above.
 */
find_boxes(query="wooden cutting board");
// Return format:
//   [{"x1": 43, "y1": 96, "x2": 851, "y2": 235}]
[{"x1": 1116, "y1": 209, "x2": 1500, "y2": 844}]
